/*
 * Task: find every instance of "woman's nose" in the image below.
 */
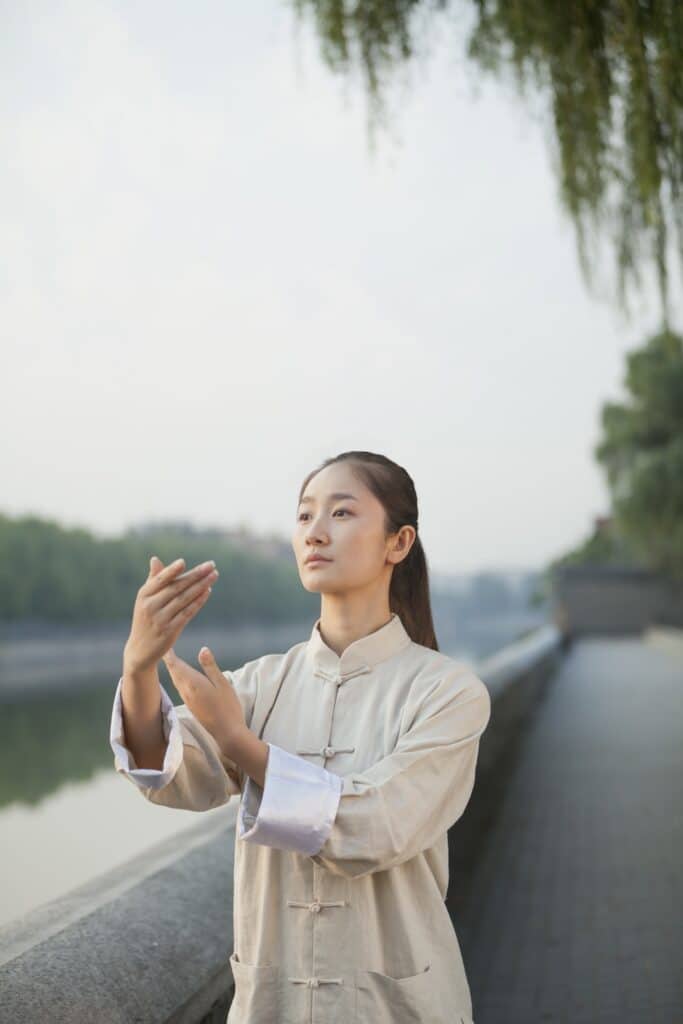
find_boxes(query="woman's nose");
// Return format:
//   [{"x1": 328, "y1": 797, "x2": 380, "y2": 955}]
[
  {"x1": 306, "y1": 530, "x2": 327, "y2": 544},
  {"x1": 305, "y1": 520, "x2": 328, "y2": 542}
]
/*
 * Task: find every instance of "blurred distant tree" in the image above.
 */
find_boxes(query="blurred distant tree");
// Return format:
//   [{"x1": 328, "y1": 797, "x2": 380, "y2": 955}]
[
  {"x1": 545, "y1": 513, "x2": 646, "y2": 577},
  {"x1": 594, "y1": 328, "x2": 683, "y2": 578},
  {"x1": 0, "y1": 514, "x2": 315, "y2": 625},
  {"x1": 290, "y1": 0, "x2": 683, "y2": 320}
]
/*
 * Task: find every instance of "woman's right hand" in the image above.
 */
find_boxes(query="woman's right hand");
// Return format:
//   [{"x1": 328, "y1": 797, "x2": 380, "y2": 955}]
[{"x1": 123, "y1": 555, "x2": 219, "y2": 675}]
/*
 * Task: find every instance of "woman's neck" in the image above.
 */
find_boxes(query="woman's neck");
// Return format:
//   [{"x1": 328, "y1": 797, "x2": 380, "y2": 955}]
[{"x1": 317, "y1": 595, "x2": 393, "y2": 657}]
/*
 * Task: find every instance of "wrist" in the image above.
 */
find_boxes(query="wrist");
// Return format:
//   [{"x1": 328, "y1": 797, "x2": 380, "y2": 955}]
[
  {"x1": 219, "y1": 723, "x2": 250, "y2": 760},
  {"x1": 220, "y1": 726, "x2": 269, "y2": 789},
  {"x1": 122, "y1": 653, "x2": 156, "y2": 682}
]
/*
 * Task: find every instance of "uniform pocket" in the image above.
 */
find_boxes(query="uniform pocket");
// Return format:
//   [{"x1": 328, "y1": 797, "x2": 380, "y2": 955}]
[
  {"x1": 227, "y1": 950, "x2": 280, "y2": 1024},
  {"x1": 354, "y1": 962, "x2": 435, "y2": 1024}
]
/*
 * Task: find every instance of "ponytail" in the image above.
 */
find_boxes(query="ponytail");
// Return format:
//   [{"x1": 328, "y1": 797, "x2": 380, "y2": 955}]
[{"x1": 389, "y1": 532, "x2": 438, "y2": 650}]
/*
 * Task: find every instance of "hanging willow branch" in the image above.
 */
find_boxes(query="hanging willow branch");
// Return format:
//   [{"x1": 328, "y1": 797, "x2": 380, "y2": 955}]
[{"x1": 290, "y1": 0, "x2": 683, "y2": 322}]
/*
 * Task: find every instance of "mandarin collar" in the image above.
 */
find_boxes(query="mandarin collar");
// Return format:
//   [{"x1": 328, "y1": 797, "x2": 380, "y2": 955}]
[{"x1": 306, "y1": 612, "x2": 412, "y2": 679}]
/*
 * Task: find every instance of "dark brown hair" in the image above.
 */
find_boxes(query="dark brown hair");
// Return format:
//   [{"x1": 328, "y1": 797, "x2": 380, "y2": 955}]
[{"x1": 297, "y1": 450, "x2": 439, "y2": 651}]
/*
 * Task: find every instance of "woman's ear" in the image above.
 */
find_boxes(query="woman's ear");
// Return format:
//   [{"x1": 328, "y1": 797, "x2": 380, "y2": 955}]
[{"x1": 389, "y1": 525, "x2": 416, "y2": 564}]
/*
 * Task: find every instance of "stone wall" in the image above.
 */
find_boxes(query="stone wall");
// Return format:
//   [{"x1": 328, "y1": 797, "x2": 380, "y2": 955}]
[{"x1": 551, "y1": 565, "x2": 683, "y2": 634}]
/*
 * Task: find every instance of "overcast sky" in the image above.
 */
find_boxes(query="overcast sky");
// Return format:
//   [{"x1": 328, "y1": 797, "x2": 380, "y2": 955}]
[{"x1": 2, "y1": 0, "x2": 680, "y2": 575}]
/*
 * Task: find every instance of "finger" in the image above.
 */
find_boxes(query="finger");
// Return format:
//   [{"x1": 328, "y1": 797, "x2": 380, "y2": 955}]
[
  {"x1": 150, "y1": 560, "x2": 216, "y2": 610},
  {"x1": 159, "y1": 567, "x2": 217, "y2": 619},
  {"x1": 161, "y1": 646, "x2": 178, "y2": 674},
  {"x1": 162, "y1": 647, "x2": 190, "y2": 695},
  {"x1": 162, "y1": 646, "x2": 189, "y2": 676},
  {"x1": 165, "y1": 584, "x2": 213, "y2": 634},
  {"x1": 197, "y1": 646, "x2": 226, "y2": 689},
  {"x1": 148, "y1": 554, "x2": 164, "y2": 578},
  {"x1": 146, "y1": 557, "x2": 187, "y2": 596}
]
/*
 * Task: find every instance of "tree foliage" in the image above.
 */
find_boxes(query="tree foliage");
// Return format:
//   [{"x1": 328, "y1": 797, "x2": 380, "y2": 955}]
[
  {"x1": 0, "y1": 514, "x2": 316, "y2": 625},
  {"x1": 594, "y1": 328, "x2": 683, "y2": 578},
  {"x1": 290, "y1": 0, "x2": 683, "y2": 319}
]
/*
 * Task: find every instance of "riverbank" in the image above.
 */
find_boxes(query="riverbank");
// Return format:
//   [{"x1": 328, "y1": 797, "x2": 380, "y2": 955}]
[{"x1": 0, "y1": 619, "x2": 312, "y2": 697}]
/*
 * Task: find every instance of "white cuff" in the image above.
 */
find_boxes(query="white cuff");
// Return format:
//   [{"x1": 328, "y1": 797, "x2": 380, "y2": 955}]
[
  {"x1": 109, "y1": 676, "x2": 184, "y2": 791},
  {"x1": 239, "y1": 743, "x2": 343, "y2": 855}
]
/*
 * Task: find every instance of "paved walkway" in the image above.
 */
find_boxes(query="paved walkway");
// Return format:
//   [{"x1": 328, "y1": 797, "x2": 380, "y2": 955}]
[{"x1": 460, "y1": 636, "x2": 683, "y2": 1024}]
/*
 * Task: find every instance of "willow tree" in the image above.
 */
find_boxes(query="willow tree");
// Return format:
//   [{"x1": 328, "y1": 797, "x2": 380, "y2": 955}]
[{"x1": 290, "y1": 0, "x2": 683, "y2": 322}]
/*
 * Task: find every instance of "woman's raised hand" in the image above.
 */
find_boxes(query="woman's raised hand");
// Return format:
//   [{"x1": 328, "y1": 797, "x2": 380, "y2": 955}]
[
  {"x1": 161, "y1": 645, "x2": 246, "y2": 756},
  {"x1": 123, "y1": 555, "x2": 219, "y2": 675}
]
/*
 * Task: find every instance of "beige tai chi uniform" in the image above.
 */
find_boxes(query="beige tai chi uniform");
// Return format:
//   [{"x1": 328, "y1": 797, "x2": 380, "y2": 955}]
[{"x1": 110, "y1": 612, "x2": 491, "y2": 1023}]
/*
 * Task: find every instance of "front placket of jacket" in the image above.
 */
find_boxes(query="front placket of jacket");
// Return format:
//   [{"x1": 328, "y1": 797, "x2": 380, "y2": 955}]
[{"x1": 287, "y1": 662, "x2": 371, "y2": 1000}]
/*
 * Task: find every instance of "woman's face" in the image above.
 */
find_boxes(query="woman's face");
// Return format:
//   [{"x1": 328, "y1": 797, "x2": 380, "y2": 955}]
[{"x1": 292, "y1": 462, "x2": 398, "y2": 595}]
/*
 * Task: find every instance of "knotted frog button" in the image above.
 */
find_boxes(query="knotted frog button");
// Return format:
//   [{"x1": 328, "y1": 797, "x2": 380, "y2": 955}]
[
  {"x1": 322, "y1": 746, "x2": 335, "y2": 758},
  {"x1": 308, "y1": 978, "x2": 320, "y2": 988},
  {"x1": 310, "y1": 901, "x2": 321, "y2": 913}
]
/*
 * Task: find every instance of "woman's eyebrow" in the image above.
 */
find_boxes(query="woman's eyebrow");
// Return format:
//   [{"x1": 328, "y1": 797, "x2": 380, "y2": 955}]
[{"x1": 299, "y1": 492, "x2": 359, "y2": 505}]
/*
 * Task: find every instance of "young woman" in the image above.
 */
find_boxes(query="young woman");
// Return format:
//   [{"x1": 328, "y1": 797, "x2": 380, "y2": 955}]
[{"x1": 110, "y1": 450, "x2": 492, "y2": 1024}]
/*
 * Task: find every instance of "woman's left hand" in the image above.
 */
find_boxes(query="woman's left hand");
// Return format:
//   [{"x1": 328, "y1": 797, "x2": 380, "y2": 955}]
[{"x1": 161, "y1": 645, "x2": 246, "y2": 755}]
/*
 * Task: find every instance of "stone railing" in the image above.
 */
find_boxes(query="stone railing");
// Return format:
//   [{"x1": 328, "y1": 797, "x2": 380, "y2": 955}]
[{"x1": 0, "y1": 623, "x2": 563, "y2": 1023}]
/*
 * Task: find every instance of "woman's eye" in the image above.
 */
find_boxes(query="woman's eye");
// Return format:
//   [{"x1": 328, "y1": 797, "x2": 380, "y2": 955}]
[{"x1": 297, "y1": 509, "x2": 349, "y2": 522}]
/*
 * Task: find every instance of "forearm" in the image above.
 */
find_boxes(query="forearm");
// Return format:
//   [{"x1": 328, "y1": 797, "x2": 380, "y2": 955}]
[
  {"x1": 222, "y1": 727, "x2": 269, "y2": 789},
  {"x1": 120, "y1": 662, "x2": 168, "y2": 771}
]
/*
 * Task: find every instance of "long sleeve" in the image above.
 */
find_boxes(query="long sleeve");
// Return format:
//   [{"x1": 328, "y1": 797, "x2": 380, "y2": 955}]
[
  {"x1": 239, "y1": 743, "x2": 343, "y2": 854},
  {"x1": 238, "y1": 668, "x2": 491, "y2": 877},
  {"x1": 109, "y1": 662, "x2": 259, "y2": 812}
]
